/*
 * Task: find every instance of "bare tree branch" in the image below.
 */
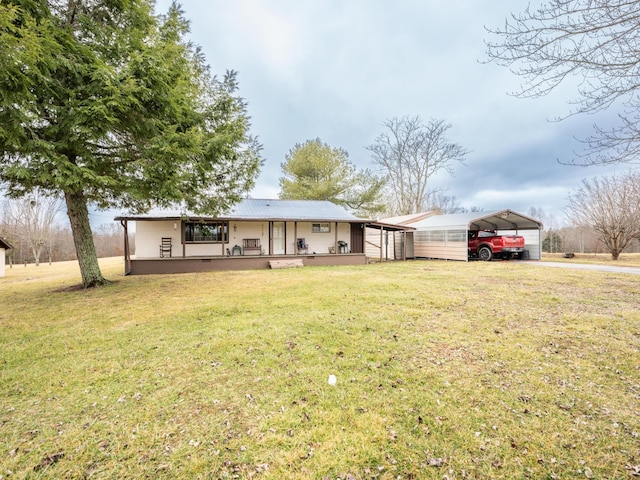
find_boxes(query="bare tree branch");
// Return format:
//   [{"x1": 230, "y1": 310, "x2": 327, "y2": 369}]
[
  {"x1": 485, "y1": 0, "x2": 640, "y2": 166},
  {"x1": 367, "y1": 116, "x2": 468, "y2": 215}
]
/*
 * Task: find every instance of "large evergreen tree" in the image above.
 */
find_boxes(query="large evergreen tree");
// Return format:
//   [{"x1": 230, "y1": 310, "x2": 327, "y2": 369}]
[{"x1": 0, "y1": 1, "x2": 261, "y2": 287}]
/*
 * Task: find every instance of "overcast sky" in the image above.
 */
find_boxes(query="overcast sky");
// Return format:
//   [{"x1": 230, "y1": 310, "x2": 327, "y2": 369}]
[{"x1": 153, "y1": 0, "x2": 626, "y2": 226}]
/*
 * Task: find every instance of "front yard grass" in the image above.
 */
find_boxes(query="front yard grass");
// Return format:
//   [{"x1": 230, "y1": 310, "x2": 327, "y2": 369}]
[{"x1": 1, "y1": 258, "x2": 638, "y2": 479}]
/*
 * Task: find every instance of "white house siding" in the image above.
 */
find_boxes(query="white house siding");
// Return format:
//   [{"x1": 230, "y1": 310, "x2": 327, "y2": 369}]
[
  {"x1": 296, "y1": 222, "x2": 351, "y2": 254},
  {"x1": 229, "y1": 221, "x2": 268, "y2": 254},
  {"x1": 184, "y1": 243, "x2": 226, "y2": 256},
  {"x1": 135, "y1": 220, "x2": 354, "y2": 258},
  {"x1": 230, "y1": 221, "x2": 351, "y2": 255},
  {"x1": 413, "y1": 230, "x2": 468, "y2": 261},
  {"x1": 136, "y1": 221, "x2": 180, "y2": 258},
  {"x1": 0, "y1": 247, "x2": 5, "y2": 277}
]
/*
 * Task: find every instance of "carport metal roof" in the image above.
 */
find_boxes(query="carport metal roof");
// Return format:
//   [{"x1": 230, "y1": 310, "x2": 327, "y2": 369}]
[{"x1": 409, "y1": 210, "x2": 543, "y2": 231}]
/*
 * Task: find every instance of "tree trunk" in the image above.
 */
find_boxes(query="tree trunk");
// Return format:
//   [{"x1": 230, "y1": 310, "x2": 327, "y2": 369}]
[{"x1": 64, "y1": 190, "x2": 107, "y2": 288}]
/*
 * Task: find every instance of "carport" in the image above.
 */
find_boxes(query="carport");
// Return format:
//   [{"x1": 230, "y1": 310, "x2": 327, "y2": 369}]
[{"x1": 403, "y1": 210, "x2": 543, "y2": 261}]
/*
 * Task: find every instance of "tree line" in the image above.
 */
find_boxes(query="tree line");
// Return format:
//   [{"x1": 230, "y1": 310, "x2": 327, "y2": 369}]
[
  {"x1": 0, "y1": 190, "x2": 133, "y2": 266},
  {"x1": 1, "y1": 221, "x2": 131, "y2": 267}
]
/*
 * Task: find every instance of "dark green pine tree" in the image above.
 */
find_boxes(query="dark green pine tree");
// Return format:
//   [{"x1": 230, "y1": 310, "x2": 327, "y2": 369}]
[{"x1": 0, "y1": 1, "x2": 262, "y2": 287}]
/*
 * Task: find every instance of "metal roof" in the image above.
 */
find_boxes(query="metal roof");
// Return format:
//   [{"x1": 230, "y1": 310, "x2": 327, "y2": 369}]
[
  {"x1": 380, "y1": 211, "x2": 437, "y2": 225},
  {"x1": 366, "y1": 221, "x2": 416, "y2": 231},
  {"x1": 407, "y1": 210, "x2": 543, "y2": 231},
  {"x1": 115, "y1": 199, "x2": 364, "y2": 222}
]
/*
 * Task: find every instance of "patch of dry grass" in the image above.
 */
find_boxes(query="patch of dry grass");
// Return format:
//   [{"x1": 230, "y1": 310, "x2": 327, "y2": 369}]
[{"x1": 0, "y1": 258, "x2": 639, "y2": 479}]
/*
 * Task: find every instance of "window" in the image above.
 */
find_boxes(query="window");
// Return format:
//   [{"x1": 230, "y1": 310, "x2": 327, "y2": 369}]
[
  {"x1": 184, "y1": 222, "x2": 228, "y2": 243},
  {"x1": 447, "y1": 230, "x2": 467, "y2": 242},
  {"x1": 426, "y1": 230, "x2": 444, "y2": 242},
  {"x1": 312, "y1": 223, "x2": 331, "y2": 233}
]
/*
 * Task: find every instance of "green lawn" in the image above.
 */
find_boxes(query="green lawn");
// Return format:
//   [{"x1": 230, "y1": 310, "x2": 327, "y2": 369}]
[{"x1": 1, "y1": 258, "x2": 639, "y2": 479}]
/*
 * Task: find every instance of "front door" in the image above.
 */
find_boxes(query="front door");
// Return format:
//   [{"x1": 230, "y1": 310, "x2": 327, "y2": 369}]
[
  {"x1": 272, "y1": 222, "x2": 285, "y2": 255},
  {"x1": 350, "y1": 223, "x2": 364, "y2": 253}
]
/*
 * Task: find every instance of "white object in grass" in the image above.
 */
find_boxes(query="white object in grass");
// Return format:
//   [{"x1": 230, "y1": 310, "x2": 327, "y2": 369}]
[{"x1": 328, "y1": 374, "x2": 337, "y2": 386}]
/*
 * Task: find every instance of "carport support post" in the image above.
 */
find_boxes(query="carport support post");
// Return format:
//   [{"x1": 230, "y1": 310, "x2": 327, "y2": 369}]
[{"x1": 402, "y1": 231, "x2": 406, "y2": 261}]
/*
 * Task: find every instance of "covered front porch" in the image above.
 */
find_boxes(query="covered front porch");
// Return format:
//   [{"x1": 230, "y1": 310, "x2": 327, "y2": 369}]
[
  {"x1": 117, "y1": 216, "x2": 368, "y2": 275},
  {"x1": 115, "y1": 199, "x2": 376, "y2": 274}
]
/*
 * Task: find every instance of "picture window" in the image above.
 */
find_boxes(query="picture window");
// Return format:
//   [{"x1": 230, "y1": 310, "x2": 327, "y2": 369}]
[{"x1": 184, "y1": 222, "x2": 228, "y2": 243}]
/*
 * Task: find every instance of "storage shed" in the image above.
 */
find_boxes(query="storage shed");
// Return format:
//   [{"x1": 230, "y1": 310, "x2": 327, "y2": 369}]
[
  {"x1": 407, "y1": 210, "x2": 543, "y2": 261},
  {"x1": 0, "y1": 236, "x2": 12, "y2": 277}
]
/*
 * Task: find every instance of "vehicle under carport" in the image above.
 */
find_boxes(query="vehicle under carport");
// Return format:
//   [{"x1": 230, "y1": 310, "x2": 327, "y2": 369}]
[{"x1": 395, "y1": 210, "x2": 543, "y2": 261}]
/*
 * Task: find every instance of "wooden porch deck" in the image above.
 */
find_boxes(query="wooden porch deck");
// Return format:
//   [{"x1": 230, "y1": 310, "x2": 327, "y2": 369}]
[{"x1": 125, "y1": 253, "x2": 367, "y2": 275}]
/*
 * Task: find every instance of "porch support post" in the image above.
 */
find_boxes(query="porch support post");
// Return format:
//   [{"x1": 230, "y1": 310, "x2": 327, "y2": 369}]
[
  {"x1": 294, "y1": 222, "x2": 298, "y2": 255},
  {"x1": 334, "y1": 222, "x2": 338, "y2": 254},
  {"x1": 379, "y1": 227, "x2": 383, "y2": 262},
  {"x1": 120, "y1": 220, "x2": 131, "y2": 274}
]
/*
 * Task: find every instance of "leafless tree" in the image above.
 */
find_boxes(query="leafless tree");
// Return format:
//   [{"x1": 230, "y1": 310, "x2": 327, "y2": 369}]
[
  {"x1": 559, "y1": 225, "x2": 601, "y2": 254},
  {"x1": 486, "y1": 1, "x2": 640, "y2": 166},
  {"x1": 93, "y1": 223, "x2": 129, "y2": 258},
  {"x1": 566, "y1": 171, "x2": 640, "y2": 260},
  {"x1": 427, "y1": 190, "x2": 462, "y2": 214},
  {"x1": 3, "y1": 189, "x2": 64, "y2": 266},
  {"x1": 367, "y1": 116, "x2": 468, "y2": 215}
]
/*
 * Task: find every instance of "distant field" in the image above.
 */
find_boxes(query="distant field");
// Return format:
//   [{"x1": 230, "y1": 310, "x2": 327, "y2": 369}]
[
  {"x1": 542, "y1": 252, "x2": 640, "y2": 268},
  {"x1": 1, "y1": 257, "x2": 638, "y2": 479}
]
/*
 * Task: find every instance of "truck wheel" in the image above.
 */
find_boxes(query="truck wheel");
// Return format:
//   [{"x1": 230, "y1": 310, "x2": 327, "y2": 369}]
[{"x1": 478, "y1": 246, "x2": 493, "y2": 261}]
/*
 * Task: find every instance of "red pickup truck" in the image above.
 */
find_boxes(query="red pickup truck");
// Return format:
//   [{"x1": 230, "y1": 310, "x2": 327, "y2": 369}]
[{"x1": 468, "y1": 230, "x2": 525, "y2": 261}]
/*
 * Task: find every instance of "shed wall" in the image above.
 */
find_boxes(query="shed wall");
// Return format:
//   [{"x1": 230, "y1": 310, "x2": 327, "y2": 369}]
[
  {"x1": 393, "y1": 232, "x2": 415, "y2": 259},
  {"x1": 413, "y1": 229, "x2": 468, "y2": 261},
  {"x1": 365, "y1": 228, "x2": 395, "y2": 260},
  {"x1": 0, "y1": 247, "x2": 5, "y2": 277},
  {"x1": 498, "y1": 229, "x2": 541, "y2": 260}
]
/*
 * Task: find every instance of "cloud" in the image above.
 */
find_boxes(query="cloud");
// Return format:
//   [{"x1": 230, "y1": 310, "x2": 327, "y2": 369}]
[{"x1": 154, "y1": 0, "x2": 627, "y2": 225}]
